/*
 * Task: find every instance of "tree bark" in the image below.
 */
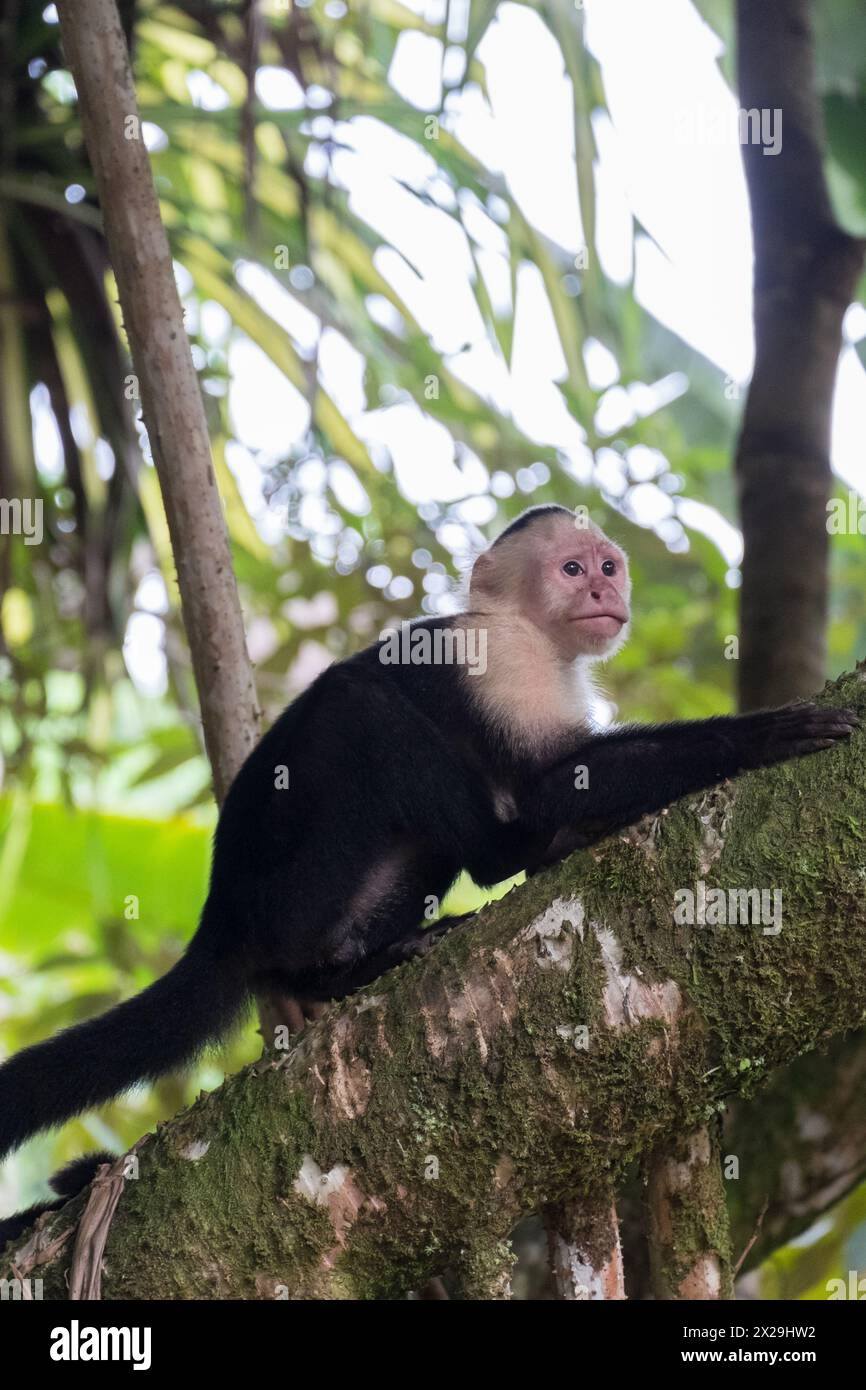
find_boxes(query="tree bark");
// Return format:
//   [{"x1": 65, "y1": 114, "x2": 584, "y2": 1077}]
[
  {"x1": 545, "y1": 1191, "x2": 626, "y2": 1300},
  {"x1": 726, "y1": 1029, "x2": 866, "y2": 1270},
  {"x1": 57, "y1": 0, "x2": 261, "y2": 801},
  {"x1": 734, "y1": 0, "x2": 865, "y2": 711},
  {"x1": 645, "y1": 1125, "x2": 733, "y2": 1299},
  {"x1": 4, "y1": 664, "x2": 866, "y2": 1299}
]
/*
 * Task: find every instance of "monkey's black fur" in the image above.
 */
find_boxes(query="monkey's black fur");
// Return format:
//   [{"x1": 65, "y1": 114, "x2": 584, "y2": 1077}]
[
  {"x1": 0, "y1": 560, "x2": 857, "y2": 1167},
  {"x1": 0, "y1": 1150, "x2": 111, "y2": 1251}
]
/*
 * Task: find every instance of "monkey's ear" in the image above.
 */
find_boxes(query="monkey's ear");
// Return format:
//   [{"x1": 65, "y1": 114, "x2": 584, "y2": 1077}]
[{"x1": 470, "y1": 548, "x2": 496, "y2": 595}]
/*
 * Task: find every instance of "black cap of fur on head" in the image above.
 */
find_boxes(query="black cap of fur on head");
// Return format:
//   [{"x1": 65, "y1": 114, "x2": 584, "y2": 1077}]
[{"x1": 490, "y1": 504, "x2": 575, "y2": 548}]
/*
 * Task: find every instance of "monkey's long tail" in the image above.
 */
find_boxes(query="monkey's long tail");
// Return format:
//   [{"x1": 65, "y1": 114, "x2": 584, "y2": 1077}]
[{"x1": 0, "y1": 910, "x2": 249, "y2": 1163}]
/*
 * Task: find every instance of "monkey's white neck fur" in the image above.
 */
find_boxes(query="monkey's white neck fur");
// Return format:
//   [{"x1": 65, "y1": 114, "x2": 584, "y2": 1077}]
[{"x1": 455, "y1": 609, "x2": 594, "y2": 749}]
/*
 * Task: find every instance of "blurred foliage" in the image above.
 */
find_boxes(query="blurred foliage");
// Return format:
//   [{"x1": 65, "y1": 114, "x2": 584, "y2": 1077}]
[
  {"x1": 0, "y1": 0, "x2": 864, "y2": 1296},
  {"x1": 0, "y1": 794, "x2": 241, "y2": 1170}
]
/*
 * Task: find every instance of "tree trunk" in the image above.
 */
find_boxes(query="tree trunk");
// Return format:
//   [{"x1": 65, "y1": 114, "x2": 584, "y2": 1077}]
[
  {"x1": 734, "y1": 0, "x2": 865, "y2": 710},
  {"x1": 5, "y1": 664, "x2": 866, "y2": 1299}
]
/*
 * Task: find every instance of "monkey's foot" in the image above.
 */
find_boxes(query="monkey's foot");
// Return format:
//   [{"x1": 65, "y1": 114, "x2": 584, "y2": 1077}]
[
  {"x1": 315, "y1": 914, "x2": 478, "y2": 999},
  {"x1": 387, "y1": 911, "x2": 476, "y2": 967},
  {"x1": 258, "y1": 992, "x2": 328, "y2": 1043}
]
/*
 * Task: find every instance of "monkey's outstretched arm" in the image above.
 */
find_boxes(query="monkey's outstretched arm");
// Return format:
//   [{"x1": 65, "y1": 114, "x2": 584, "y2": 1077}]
[{"x1": 521, "y1": 703, "x2": 858, "y2": 863}]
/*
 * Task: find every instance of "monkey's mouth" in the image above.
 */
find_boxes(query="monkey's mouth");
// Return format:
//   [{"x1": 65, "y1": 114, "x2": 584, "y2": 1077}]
[{"x1": 571, "y1": 613, "x2": 627, "y2": 629}]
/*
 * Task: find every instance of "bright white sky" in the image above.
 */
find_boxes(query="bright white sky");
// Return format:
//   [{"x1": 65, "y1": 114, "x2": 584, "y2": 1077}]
[{"x1": 36, "y1": 0, "x2": 866, "y2": 694}]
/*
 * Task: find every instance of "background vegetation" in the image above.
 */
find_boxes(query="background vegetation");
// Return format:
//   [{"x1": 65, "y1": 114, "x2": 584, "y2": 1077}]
[{"x1": 1, "y1": 0, "x2": 865, "y2": 1297}]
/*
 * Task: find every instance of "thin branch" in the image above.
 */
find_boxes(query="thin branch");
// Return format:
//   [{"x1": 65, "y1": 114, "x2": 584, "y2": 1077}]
[
  {"x1": 734, "y1": 1197, "x2": 768, "y2": 1278},
  {"x1": 57, "y1": 0, "x2": 261, "y2": 802}
]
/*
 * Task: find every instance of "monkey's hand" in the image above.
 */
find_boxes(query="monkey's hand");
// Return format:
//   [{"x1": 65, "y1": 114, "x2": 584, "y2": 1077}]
[{"x1": 718, "y1": 703, "x2": 859, "y2": 773}]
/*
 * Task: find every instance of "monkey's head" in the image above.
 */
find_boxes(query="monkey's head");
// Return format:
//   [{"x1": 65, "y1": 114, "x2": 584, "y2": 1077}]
[{"x1": 469, "y1": 505, "x2": 631, "y2": 662}]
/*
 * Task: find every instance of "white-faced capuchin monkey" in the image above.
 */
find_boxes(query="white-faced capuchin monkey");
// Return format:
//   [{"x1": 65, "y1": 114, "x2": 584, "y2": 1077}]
[{"x1": 0, "y1": 504, "x2": 857, "y2": 1241}]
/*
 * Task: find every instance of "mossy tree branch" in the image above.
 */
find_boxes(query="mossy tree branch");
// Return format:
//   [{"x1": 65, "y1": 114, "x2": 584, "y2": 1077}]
[{"x1": 4, "y1": 667, "x2": 866, "y2": 1300}]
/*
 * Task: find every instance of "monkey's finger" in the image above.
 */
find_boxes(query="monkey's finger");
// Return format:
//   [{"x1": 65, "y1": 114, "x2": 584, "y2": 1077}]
[
  {"x1": 785, "y1": 722, "x2": 857, "y2": 740},
  {"x1": 762, "y1": 704, "x2": 859, "y2": 727},
  {"x1": 771, "y1": 733, "x2": 855, "y2": 755},
  {"x1": 777, "y1": 705, "x2": 857, "y2": 722},
  {"x1": 782, "y1": 737, "x2": 846, "y2": 756}
]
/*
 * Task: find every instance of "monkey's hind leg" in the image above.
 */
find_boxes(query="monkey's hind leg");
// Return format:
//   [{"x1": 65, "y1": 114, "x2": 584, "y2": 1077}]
[
  {"x1": 387, "y1": 910, "x2": 476, "y2": 965},
  {"x1": 312, "y1": 911, "x2": 477, "y2": 1000}
]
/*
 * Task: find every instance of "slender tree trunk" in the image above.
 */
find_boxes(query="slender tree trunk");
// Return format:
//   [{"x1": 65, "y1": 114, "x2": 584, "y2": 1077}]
[
  {"x1": 734, "y1": 0, "x2": 865, "y2": 711},
  {"x1": 57, "y1": 0, "x2": 261, "y2": 801}
]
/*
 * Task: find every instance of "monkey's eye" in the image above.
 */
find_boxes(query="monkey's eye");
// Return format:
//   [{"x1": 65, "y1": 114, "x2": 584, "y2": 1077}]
[
  {"x1": 601, "y1": 559, "x2": 617, "y2": 576},
  {"x1": 562, "y1": 560, "x2": 584, "y2": 577}
]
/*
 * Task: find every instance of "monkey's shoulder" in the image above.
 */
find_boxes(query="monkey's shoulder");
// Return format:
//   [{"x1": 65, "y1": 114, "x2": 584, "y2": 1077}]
[{"x1": 220, "y1": 628, "x2": 471, "y2": 792}]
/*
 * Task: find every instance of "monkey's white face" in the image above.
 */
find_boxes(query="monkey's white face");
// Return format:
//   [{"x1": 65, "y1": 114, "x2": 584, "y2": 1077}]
[
  {"x1": 522, "y1": 517, "x2": 631, "y2": 662},
  {"x1": 469, "y1": 510, "x2": 632, "y2": 664}
]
